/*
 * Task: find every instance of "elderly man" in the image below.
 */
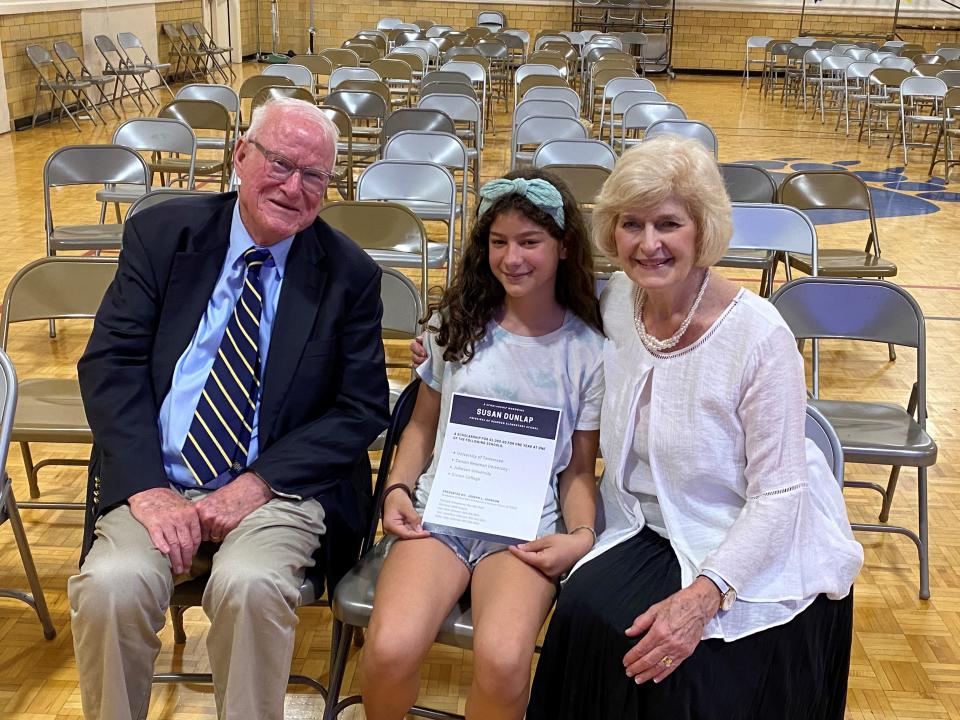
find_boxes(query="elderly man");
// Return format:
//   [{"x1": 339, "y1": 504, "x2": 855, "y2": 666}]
[{"x1": 68, "y1": 98, "x2": 389, "y2": 719}]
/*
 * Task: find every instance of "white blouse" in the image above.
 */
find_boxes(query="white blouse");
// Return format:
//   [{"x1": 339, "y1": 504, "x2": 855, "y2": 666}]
[{"x1": 568, "y1": 272, "x2": 864, "y2": 641}]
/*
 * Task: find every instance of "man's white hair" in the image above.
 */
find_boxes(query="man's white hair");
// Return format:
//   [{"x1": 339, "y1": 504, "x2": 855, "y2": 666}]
[{"x1": 246, "y1": 97, "x2": 339, "y2": 152}]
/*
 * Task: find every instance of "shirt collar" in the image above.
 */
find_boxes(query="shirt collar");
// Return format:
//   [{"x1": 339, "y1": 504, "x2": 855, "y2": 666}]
[{"x1": 229, "y1": 200, "x2": 294, "y2": 279}]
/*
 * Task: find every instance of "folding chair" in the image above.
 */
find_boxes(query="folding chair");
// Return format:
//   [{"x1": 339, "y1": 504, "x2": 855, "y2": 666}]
[
  {"x1": 928, "y1": 86, "x2": 960, "y2": 181},
  {"x1": 175, "y1": 83, "x2": 240, "y2": 156},
  {"x1": 158, "y1": 99, "x2": 233, "y2": 191},
  {"x1": 0, "y1": 348, "x2": 56, "y2": 640},
  {"x1": 533, "y1": 138, "x2": 618, "y2": 170},
  {"x1": 418, "y1": 93, "x2": 484, "y2": 185},
  {"x1": 127, "y1": 188, "x2": 205, "y2": 219},
  {"x1": 893, "y1": 75, "x2": 947, "y2": 165},
  {"x1": 598, "y1": 77, "x2": 658, "y2": 141},
  {"x1": 357, "y1": 160, "x2": 458, "y2": 287},
  {"x1": 26, "y1": 44, "x2": 103, "y2": 132},
  {"x1": 44, "y1": 145, "x2": 150, "y2": 257},
  {"x1": 858, "y1": 68, "x2": 910, "y2": 146},
  {"x1": 384, "y1": 130, "x2": 470, "y2": 249},
  {"x1": 53, "y1": 40, "x2": 120, "y2": 121},
  {"x1": 319, "y1": 202, "x2": 439, "y2": 306},
  {"x1": 770, "y1": 277, "x2": 937, "y2": 599},
  {"x1": 719, "y1": 162, "x2": 777, "y2": 203},
  {"x1": 263, "y1": 63, "x2": 315, "y2": 92},
  {"x1": 744, "y1": 35, "x2": 774, "y2": 86},
  {"x1": 512, "y1": 115, "x2": 589, "y2": 168},
  {"x1": 323, "y1": 90, "x2": 390, "y2": 167},
  {"x1": 717, "y1": 202, "x2": 818, "y2": 298},
  {"x1": 644, "y1": 119, "x2": 718, "y2": 156},
  {"x1": 372, "y1": 58, "x2": 415, "y2": 108},
  {"x1": 318, "y1": 105, "x2": 356, "y2": 200},
  {"x1": 620, "y1": 101, "x2": 686, "y2": 152},
  {"x1": 521, "y1": 84, "x2": 582, "y2": 115},
  {"x1": 192, "y1": 21, "x2": 236, "y2": 80},
  {"x1": 238, "y1": 75, "x2": 294, "y2": 132},
  {"x1": 181, "y1": 21, "x2": 229, "y2": 82},
  {"x1": 0, "y1": 258, "x2": 117, "y2": 509},
  {"x1": 805, "y1": 404, "x2": 844, "y2": 486},
  {"x1": 320, "y1": 48, "x2": 361, "y2": 70},
  {"x1": 94, "y1": 34, "x2": 156, "y2": 111},
  {"x1": 116, "y1": 31, "x2": 173, "y2": 96},
  {"x1": 162, "y1": 23, "x2": 208, "y2": 81}
]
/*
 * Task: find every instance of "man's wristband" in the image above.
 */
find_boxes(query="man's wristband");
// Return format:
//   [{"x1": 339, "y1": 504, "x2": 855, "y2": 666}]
[{"x1": 380, "y1": 483, "x2": 413, "y2": 517}]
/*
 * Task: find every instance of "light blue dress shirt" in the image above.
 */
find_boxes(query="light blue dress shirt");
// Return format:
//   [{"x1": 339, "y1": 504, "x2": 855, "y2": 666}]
[{"x1": 158, "y1": 202, "x2": 294, "y2": 490}]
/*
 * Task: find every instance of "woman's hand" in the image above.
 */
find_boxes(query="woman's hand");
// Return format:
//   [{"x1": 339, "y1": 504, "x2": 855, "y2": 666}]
[
  {"x1": 382, "y1": 488, "x2": 430, "y2": 540},
  {"x1": 410, "y1": 335, "x2": 427, "y2": 368},
  {"x1": 622, "y1": 578, "x2": 721, "y2": 684},
  {"x1": 508, "y1": 530, "x2": 595, "y2": 579}
]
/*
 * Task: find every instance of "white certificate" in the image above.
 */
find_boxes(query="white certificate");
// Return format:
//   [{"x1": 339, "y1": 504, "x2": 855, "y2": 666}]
[{"x1": 422, "y1": 393, "x2": 561, "y2": 545}]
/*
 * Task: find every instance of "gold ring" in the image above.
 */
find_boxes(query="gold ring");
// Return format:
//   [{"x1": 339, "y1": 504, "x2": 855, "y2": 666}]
[{"x1": 661, "y1": 656, "x2": 674, "y2": 667}]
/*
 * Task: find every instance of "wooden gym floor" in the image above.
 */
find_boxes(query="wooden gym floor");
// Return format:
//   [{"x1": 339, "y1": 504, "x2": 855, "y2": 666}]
[{"x1": 0, "y1": 63, "x2": 959, "y2": 719}]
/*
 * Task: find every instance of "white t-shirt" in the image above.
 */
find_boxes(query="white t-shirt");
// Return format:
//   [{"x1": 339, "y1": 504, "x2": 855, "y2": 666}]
[{"x1": 415, "y1": 312, "x2": 605, "y2": 535}]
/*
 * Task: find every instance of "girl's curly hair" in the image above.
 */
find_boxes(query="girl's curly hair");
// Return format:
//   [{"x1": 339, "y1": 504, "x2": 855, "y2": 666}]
[{"x1": 428, "y1": 168, "x2": 602, "y2": 363}]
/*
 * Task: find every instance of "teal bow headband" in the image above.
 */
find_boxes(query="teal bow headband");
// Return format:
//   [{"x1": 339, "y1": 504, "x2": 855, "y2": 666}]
[{"x1": 477, "y1": 177, "x2": 566, "y2": 230}]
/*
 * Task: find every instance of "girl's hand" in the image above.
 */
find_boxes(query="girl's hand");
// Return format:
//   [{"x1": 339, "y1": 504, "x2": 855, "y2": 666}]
[
  {"x1": 382, "y1": 489, "x2": 430, "y2": 540},
  {"x1": 508, "y1": 531, "x2": 594, "y2": 579},
  {"x1": 410, "y1": 334, "x2": 427, "y2": 368},
  {"x1": 621, "y1": 578, "x2": 721, "y2": 684}
]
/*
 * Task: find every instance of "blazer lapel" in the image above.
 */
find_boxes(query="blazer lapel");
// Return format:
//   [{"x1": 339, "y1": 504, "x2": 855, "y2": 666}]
[
  {"x1": 258, "y1": 222, "x2": 328, "y2": 442},
  {"x1": 151, "y1": 199, "x2": 234, "y2": 401}
]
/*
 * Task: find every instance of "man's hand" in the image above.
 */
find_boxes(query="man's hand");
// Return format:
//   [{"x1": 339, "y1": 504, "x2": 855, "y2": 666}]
[
  {"x1": 194, "y1": 472, "x2": 274, "y2": 543},
  {"x1": 128, "y1": 487, "x2": 201, "y2": 575}
]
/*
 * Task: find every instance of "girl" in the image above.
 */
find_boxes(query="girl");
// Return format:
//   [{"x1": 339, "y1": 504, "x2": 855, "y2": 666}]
[{"x1": 359, "y1": 169, "x2": 605, "y2": 720}]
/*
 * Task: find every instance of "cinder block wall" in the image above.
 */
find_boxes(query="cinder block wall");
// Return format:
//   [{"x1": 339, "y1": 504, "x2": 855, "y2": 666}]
[
  {"x1": 156, "y1": 0, "x2": 204, "y2": 72},
  {"x1": 1, "y1": 10, "x2": 84, "y2": 123},
  {"x1": 238, "y1": 0, "x2": 960, "y2": 67}
]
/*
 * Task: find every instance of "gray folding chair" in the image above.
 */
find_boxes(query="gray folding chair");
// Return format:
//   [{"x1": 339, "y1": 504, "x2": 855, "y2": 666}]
[
  {"x1": 263, "y1": 63, "x2": 315, "y2": 92},
  {"x1": 318, "y1": 201, "x2": 440, "y2": 306},
  {"x1": 53, "y1": 40, "x2": 121, "y2": 121},
  {"x1": 26, "y1": 44, "x2": 102, "y2": 132},
  {"x1": 521, "y1": 84, "x2": 582, "y2": 115},
  {"x1": 357, "y1": 160, "x2": 458, "y2": 287},
  {"x1": 644, "y1": 119, "x2": 718, "y2": 156},
  {"x1": 158, "y1": 99, "x2": 233, "y2": 191},
  {"x1": 805, "y1": 403, "x2": 844, "y2": 486},
  {"x1": 512, "y1": 115, "x2": 589, "y2": 168},
  {"x1": 717, "y1": 202, "x2": 818, "y2": 298},
  {"x1": 0, "y1": 348, "x2": 56, "y2": 640},
  {"x1": 719, "y1": 162, "x2": 778, "y2": 203},
  {"x1": 174, "y1": 83, "x2": 240, "y2": 155},
  {"x1": 44, "y1": 145, "x2": 151, "y2": 257},
  {"x1": 0, "y1": 258, "x2": 118, "y2": 509},
  {"x1": 770, "y1": 277, "x2": 937, "y2": 599},
  {"x1": 381, "y1": 108, "x2": 456, "y2": 148},
  {"x1": 94, "y1": 34, "x2": 156, "y2": 111},
  {"x1": 126, "y1": 188, "x2": 205, "y2": 220},
  {"x1": 190, "y1": 21, "x2": 236, "y2": 81},
  {"x1": 384, "y1": 130, "x2": 470, "y2": 248},
  {"x1": 533, "y1": 138, "x2": 618, "y2": 170},
  {"x1": 117, "y1": 31, "x2": 173, "y2": 96},
  {"x1": 181, "y1": 21, "x2": 230, "y2": 83},
  {"x1": 620, "y1": 101, "x2": 687, "y2": 152}
]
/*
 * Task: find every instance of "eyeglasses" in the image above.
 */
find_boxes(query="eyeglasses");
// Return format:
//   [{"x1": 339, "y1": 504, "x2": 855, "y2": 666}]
[{"x1": 246, "y1": 138, "x2": 334, "y2": 194}]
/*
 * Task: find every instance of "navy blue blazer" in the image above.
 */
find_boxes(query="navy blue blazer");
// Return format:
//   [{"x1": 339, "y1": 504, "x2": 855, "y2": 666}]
[{"x1": 77, "y1": 192, "x2": 390, "y2": 592}]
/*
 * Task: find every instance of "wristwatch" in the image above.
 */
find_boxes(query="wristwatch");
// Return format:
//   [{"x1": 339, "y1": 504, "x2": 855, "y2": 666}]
[{"x1": 698, "y1": 570, "x2": 736, "y2": 612}]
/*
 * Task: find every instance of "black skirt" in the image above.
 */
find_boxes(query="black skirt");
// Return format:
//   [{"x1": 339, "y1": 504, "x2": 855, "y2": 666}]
[{"x1": 527, "y1": 527, "x2": 853, "y2": 720}]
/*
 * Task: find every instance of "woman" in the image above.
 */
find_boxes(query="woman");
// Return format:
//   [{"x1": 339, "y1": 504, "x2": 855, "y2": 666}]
[{"x1": 525, "y1": 136, "x2": 864, "y2": 720}]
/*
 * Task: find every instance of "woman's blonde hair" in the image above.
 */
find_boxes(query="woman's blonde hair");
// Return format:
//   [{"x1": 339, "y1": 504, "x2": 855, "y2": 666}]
[{"x1": 592, "y1": 135, "x2": 732, "y2": 267}]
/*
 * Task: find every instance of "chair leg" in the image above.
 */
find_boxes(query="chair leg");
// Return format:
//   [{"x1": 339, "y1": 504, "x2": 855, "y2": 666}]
[
  {"x1": 322, "y1": 620, "x2": 354, "y2": 720},
  {"x1": 170, "y1": 604, "x2": 188, "y2": 644},
  {"x1": 879, "y1": 465, "x2": 901, "y2": 523},
  {"x1": 19, "y1": 443, "x2": 40, "y2": 500},
  {"x1": 918, "y1": 466, "x2": 929, "y2": 600},
  {"x1": 3, "y1": 482, "x2": 56, "y2": 640},
  {"x1": 888, "y1": 342, "x2": 896, "y2": 361}
]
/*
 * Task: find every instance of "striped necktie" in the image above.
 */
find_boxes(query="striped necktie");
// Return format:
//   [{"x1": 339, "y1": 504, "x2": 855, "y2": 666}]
[{"x1": 181, "y1": 247, "x2": 272, "y2": 486}]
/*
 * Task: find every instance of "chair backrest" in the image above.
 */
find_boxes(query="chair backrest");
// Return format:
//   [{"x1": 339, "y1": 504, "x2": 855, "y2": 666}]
[
  {"x1": 770, "y1": 277, "x2": 925, "y2": 405},
  {"x1": 804, "y1": 404, "x2": 844, "y2": 486},
  {"x1": 44, "y1": 144, "x2": 150, "y2": 189},
  {"x1": 644, "y1": 119, "x2": 718, "y2": 157},
  {"x1": 342, "y1": 41, "x2": 381, "y2": 63},
  {"x1": 870, "y1": 67, "x2": 910, "y2": 90},
  {"x1": 515, "y1": 63, "x2": 564, "y2": 85},
  {"x1": 603, "y1": 76, "x2": 657, "y2": 99},
  {"x1": 380, "y1": 267, "x2": 424, "y2": 338},
  {"x1": 252, "y1": 85, "x2": 315, "y2": 113},
  {"x1": 517, "y1": 74, "x2": 569, "y2": 98},
  {"x1": 382, "y1": 109, "x2": 456, "y2": 147},
  {"x1": 323, "y1": 90, "x2": 389, "y2": 123},
  {"x1": 611, "y1": 90, "x2": 666, "y2": 114},
  {"x1": 387, "y1": 49, "x2": 425, "y2": 74},
  {"x1": 900, "y1": 74, "x2": 947, "y2": 98},
  {"x1": 422, "y1": 69, "x2": 472, "y2": 87},
  {"x1": 416, "y1": 94, "x2": 483, "y2": 144},
  {"x1": 329, "y1": 66, "x2": 381, "y2": 91},
  {"x1": 937, "y1": 47, "x2": 960, "y2": 61},
  {"x1": 537, "y1": 164, "x2": 610, "y2": 206},
  {"x1": 320, "y1": 48, "x2": 361, "y2": 68},
  {"x1": 127, "y1": 188, "x2": 205, "y2": 219},
  {"x1": 938, "y1": 69, "x2": 960, "y2": 88},
  {"x1": 514, "y1": 116, "x2": 589, "y2": 167},
  {"x1": 239, "y1": 74, "x2": 293, "y2": 103},
  {"x1": 881, "y1": 56, "x2": 916, "y2": 71},
  {"x1": 263, "y1": 63, "x2": 314, "y2": 90},
  {"x1": 376, "y1": 17, "x2": 404, "y2": 30},
  {"x1": 441, "y1": 60, "x2": 486, "y2": 85},
  {"x1": 778, "y1": 170, "x2": 873, "y2": 213},
  {"x1": 0, "y1": 348, "x2": 16, "y2": 476},
  {"x1": 821, "y1": 55, "x2": 854, "y2": 73},
  {"x1": 478, "y1": 10, "x2": 506, "y2": 29},
  {"x1": 176, "y1": 83, "x2": 240, "y2": 115},
  {"x1": 728, "y1": 203, "x2": 818, "y2": 264},
  {"x1": 914, "y1": 62, "x2": 946, "y2": 77},
  {"x1": 371, "y1": 58, "x2": 412, "y2": 82},
  {"x1": 846, "y1": 61, "x2": 881, "y2": 80},
  {"x1": 357, "y1": 159, "x2": 457, "y2": 207},
  {"x1": 719, "y1": 163, "x2": 778, "y2": 203},
  {"x1": 116, "y1": 31, "x2": 146, "y2": 52},
  {"x1": 93, "y1": 34, "x2": 121, "y2": 62},
  {"x1": 319, "y1": 200, "x2": 429, "y2": 255},
  {"x1": 844, "y1": 47, "x2": 872, "y2": 61},
  {"x1": 447, "y1": 46, "x2": 487, "y2": 63},
  {"x1": 533, "y1": 138, "x2": 617, "y2": 170},
  {"x1": 515, "y1": 98, "x2": 579, "y2": 127},
  {"x1": 159, "y1": 99, "x2": 232, "y2": 134},
  {"x1": 383, "y1": 130, "x2": 468, "y2": 174},
  {"x1": 420, "y1": 82, "x2": 479, "y2": 102},
  {"x1": 522, "y1": 85, "x2": 581, "y2": 114},
  {"x1": 112, "y1": 117, "x2": 197, "y2": 185},
  {"x1": 0, "y1": 258, "x2": 118, "y2": 348},
  {"x1": 622, "y1": 101, "x2": 687, "y2": 132}
]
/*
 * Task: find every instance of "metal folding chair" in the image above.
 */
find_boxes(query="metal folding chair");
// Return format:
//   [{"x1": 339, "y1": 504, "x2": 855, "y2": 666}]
[
  {"x1": 116, "y1": 31, "x2": 173, "y2": 96},
  {"x1": 94, "y1": 34, "x2": 157, "y2": 111},
  {"x1": 26, "y1": 44, "x2": 103, "y2": 132}
]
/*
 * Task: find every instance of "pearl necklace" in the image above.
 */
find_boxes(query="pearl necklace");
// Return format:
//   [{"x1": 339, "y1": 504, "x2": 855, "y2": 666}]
[{"x1": 633, "y1": 270, "x2": 711, "y2": 353}]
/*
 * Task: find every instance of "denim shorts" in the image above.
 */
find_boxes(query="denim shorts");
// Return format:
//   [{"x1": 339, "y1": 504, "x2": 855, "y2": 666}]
[{"x1": 424, "y1": 511, "x2": 560, "y2": 572}]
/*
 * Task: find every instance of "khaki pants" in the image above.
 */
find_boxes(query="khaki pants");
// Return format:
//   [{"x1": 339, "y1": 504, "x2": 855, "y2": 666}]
[{"x1": 68, "y1": 491, "x2": 326, "y2": 720}]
